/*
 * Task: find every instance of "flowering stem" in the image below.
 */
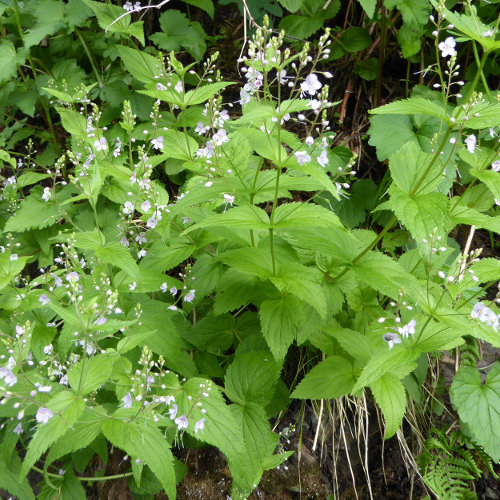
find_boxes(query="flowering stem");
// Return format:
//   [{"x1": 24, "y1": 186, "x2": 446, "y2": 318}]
[{"x1": 31, "y1": 465, "x2": 133, "y2": 482}]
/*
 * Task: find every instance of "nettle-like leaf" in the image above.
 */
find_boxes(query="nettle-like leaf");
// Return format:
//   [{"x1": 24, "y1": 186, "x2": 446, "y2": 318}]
[
  {"x1": 292, "y1": 355, "x2": 355, "y2": 399},
  {"x1": 451, "y1": 364, "x2": 500, "y2": 462},
  {"x1": 371, "y1": 373, "x2": 407, "y2": 438},
  {"x1": 0, "y1": 446, "x2": 35, "y2": 500},
  {"x1": 117, "y1": 45, "x2": 160, "y2": 85},
  {"x1": 102, "y1": 418, "x2": 176, "y2": 499},
  {"x1": 68, "y1": 353, "x2": 116, "y2": 396},
  {"x1": 20, "y1": 391, "x2": 85, "y2": 478}
]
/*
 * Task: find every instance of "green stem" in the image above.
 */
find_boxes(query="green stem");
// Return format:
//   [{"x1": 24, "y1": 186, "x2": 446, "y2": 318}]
[
  {"x1": 471, "y1": 41, "x2": 492, "y2": 101},
  {"x1": 75, "y1": 28, "x2": 103, "y2": 88},
  {"x1": 32, "y1": 465, "x2": 133, "y2": 482}
]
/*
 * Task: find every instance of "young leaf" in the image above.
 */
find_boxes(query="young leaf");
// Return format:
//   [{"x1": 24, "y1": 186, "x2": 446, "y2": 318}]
[
  {"x1": 292, "y1": 356, "x2": 355, "y2": 399},
  {"x1": 371, "y1": 373, "x2": 406, "y2": 438},
  {"x1": 451, "y1": 364, "x2": 500, "y2": 462}
]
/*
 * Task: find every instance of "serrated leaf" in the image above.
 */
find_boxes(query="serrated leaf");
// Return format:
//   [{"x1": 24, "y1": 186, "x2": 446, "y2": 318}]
[
  {"x1": 371, "y1": 373, "x2": 406, "y2": 438},
  {"x1": 21, "y1": 392, "x2": 85, "y2": 478},
  {"x1": 358, "y1": 0, "x2": 377, "y2": 17},
  {"x1": 259, "y1": 294, "x2": 305, "y2": 360},
  {"x1": 451, "y1": 364, "x2": 500, "y2": 462},
  {"x1": 184, "y1": 82, "x2": 235, "y2": 105},
  {"x1": 187, "y1": 205, "x2": 270, "y2": 232},
  {"x1": 273, "y1": 202, "x2": 342, "y2": 229},
  {"x1": 278, "y1": 0, "x2": 303, "y2": 13},
  {"x1": 0, "y1": 452, "x2": 35, "y2": 500},
  {"x1": 116, "y1": 45, "x2": 160, "y2": 84},
  {"x1": 292, "y1": 356, "x2": 355, "y2": 399},
  {"x1": 102, "y1": 419, "x2": 176, "y2": 498},
  {"x1": 218, "y1": 247, "x2": 273, "y2": 278},
  {"x1": 0, "y1": 40, "x2": 19, "y2": 84},
  {"x1": 370, "y1": 96, "x2": 448, "y2": 121},
  {"x1": 184, "y1": 0, "x2": 215, "y2": 18},
  {"x1": 96, "y1": 242, "x2": 140, "y2": 280},
  {"x1": 279, "y1": 14, "x2": 324, "y2": 39},
  {"x1": 225, "y1": 351, "x2": 280, "y2": 406},
  {"x1": 68, "y1": 354, "x2": 116, "y2": 396},
  {"x1": 57, "y1": 107, "x2": 87, "y2": 138}
]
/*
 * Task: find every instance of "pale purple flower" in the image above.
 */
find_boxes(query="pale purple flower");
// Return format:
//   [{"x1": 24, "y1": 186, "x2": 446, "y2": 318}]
[
  {"x1": 465, "y1": 134, "x2": 476, "y2": 153},
  {"x1": 129, "y1": 281, "x2": 137, "y2": 291},
  {"x1": 184, "y1": 289, "x2": 196, "y2": 303},
  {"x1": 122, "y1": 392, "x2": 133, "y2": 408},
  {"x1": 169, "y1": 403, "x2": 178, "y2": 420},
  {"x1": 317, "y1": 150, "x2": 329, "y2": 167},
  {"x1": 305, "y1": 136, "x2": 314, "y2": 145},
  {"x1": 37, "y1": 385, "x2": 52, "y2": 393},
  {"x1": 13, "y1": 423, "x2": 23, "y2": 435},
  {"x1": 491, "y1": 160, "x2": 500, "y2": 172},
  {"x1": 295, "y1": 151, "x2": 311, "y2": 166},
  {"x1": 382, "y1": 333, "x2": 401, "y2": 350},
  {"x1": 146, "y1": 217, "x2": 158, "y2": 229},
  {"x1": 438, "y1": 37, "x2": 457, "y2": 57},
  {"x1": 9, "y1": 254, "x2": 18, "y2": 261},
  {"x1": 195, "y1": 122, "x2": 208, "y2": 135},
  {"x1": 65, "y1": 272, "x2": 79, "y2": 283},
  {"x1": 39, "y1": 294, "x2": 50, "y2": 305},
  {"x1": 0, "y1": 368, "x2": 17, "y2": 387},
  {"x1": 93, "y1": 137, "x2": 107, "y2": 151},
  {"x1": 175, "y1": 415, "x2": 189, "y2": 430},
  {"x1": 43, "y1": 344, "x2": 53, "y2": 355},
  {"x1": 151, "y1": 136, "x2": 164, "y2": 150},
  {"x1": 212, "y1": 129, "x2": 228, "y2": 146},
  {"x1": 398, "y1": 319, "x2": 416, "y2": 338},
  {"x1": 174, "y1": 81, "x2": 183, "y2": 93},
  {"x1": 35, "y1": 407, "x2": 54, "y2": 424},
  {"x1": 123, "y1": 201, "x2": 134, "y2": 215},
  {"x1": 160, "y1": 282, "x2": 168, "y2": 292},
  {"x1": 141, "y1": 200, "x2": 152, "y2": 212},
  {"x1": 169, "y1": 286, "x2": 177, "y2": 296},
  {"x1": 224, "y1": 193, "x2": 234, "y2": 205},
  {"x1": 194, "y1": 418, "x2": 205, "y2": 433},
  {"x1": 94, "y1": 316, "x2": 107, "y2": 326},
  {"x1": 300, "y1": 74, "x2": 322, "y2": 96}
]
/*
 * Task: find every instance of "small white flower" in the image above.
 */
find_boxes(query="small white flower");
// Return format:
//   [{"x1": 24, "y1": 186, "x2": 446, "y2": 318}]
[
  {"x1": 38, "y1": 385, "x2": 52, "y2": 393},
  {"x1": 65, "y1": 272, "x2": 79, "y2": 283},
  {"x1": 169, "y1": 286, "x2": 177, "y2": 296},
  {"x1": 141, "y1": 200, "x2": 152, "y2": 212},
  {"x1": 194, "y1": 418, "x2": 206, "y2": 433},
  {"x1": 300, "y1": 74, "x2": 322, "y2": 96},
  {"x1": 43, "y1": 344, "x2": 53, "y2": 355},
  {"x1": 175, "y1": 415, "x2": 189, "y2": 430},
  {"x1": 482, "y1": 30, "x2": 494, "y2": 37},
  {"x1": 13, "y1": 423, "x2": 23, "y2": 435},
  {"x1": 42, "y1": 187, "x2": 52, "y2": 202},
  {"x1": 168, "y1": 305, "x2": 178, "y2": 311},
  {"x1": 9, "y1": 254, "x2": 18, "y2": 261},
  {"x1": 93, "y1": 137, "x2": 108, "y2": 151},
  {"x1": 129, "y1": 281, "x2": 137, "y2": 291},
  {"x1": 160, "y1": 282, "x2": 168, "y2": 292},
  {"x1": 151, "y1": 136, "x2": 164, "y2": 150},
  {"x1": 195, "y1": 122, "x2": 208, "y2": 135},
  {"x1": 465, "y1": 134, "x2": 476, "y2": 153},
  {"x1": 35, "y1": 407, "x2": 54, "y2": 424},
  {"x1": 305, "y1": 136, "x2": 314, "y2": 145},
  {"x1": 146, "y1": 217, "x2": 158, "y2": 229},
  {"x1": 169, "y1": 403, "x2": 178, "y2": 420},
  {"x1": 39, "y1": 294, "x2": 50, "y2": 306},
  {"x1": 123, "y1": 1, "x2": 133, "y2": 10},
  {"x1": 138, "y1": 249, "x2": 147, "y2": 258},
  {"x1": 122, "y1": 392, "x2": 133, "y2": 408},
  {"x1": 295, "y1": 151, "x2": 311, "y2": 166},
  {"x1": 307, "y1": 99, "x2": 322, "y2": 111},
  {"x1": 123, "y1": 201, "x2": 134, "y2": 215},
  {"x1": 438, "y1": 37, "x2": 457, "y2": 58},
  {"x1": 491, "y1": 160, "x2": 500, "y2": 172}
]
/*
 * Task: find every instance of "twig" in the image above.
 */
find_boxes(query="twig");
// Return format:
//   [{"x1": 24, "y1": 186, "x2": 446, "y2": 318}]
[{"x1": 105, "y1": 0, "x2": 171, "y2": 32}]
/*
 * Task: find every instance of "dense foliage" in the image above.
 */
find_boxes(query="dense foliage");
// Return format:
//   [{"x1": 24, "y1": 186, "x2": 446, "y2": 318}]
[{"x1": 0, "y1": 0, "x2": 499, "y2": 498}]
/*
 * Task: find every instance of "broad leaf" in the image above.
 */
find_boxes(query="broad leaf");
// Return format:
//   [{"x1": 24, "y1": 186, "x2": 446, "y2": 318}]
[{"x1": 371, "y1": 373, "x2": 406, "y2": 438}]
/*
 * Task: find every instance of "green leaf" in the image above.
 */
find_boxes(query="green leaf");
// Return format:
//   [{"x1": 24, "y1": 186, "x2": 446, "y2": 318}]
[
  {"x1": 470, "y1": 168, "x2": 500, "y2": 201},
  {"x1": 188, "y1": 205, "x2": 270, "y2": 232},
  {"x1": 57, "y1": 107, "x2": 88, "y2": 138},
  {"x1": 23, "y1": 0, "x2": 65, "y2": 49},
  {"x1": 46, "y1": 406, "x2": 107, "y2": 464},
  {"x1": 218, "y1": 247, "x2": 273, "y2": 278},
  {"x1": 0, "y1": 452, "x2": 35, "y2": 500},
  {"x1": 0, "y1": 253, "x2": 29, "y2": 292},
  {"x1": 278, "y1": 0, "x2": 303, "y2": 13},
  {"x1": 102, "y1": 419, "x2": 176, "y2": 499},
  {"x1": 96, "y1": 242, "x2": 140, "y2": 280},
  {"x1": 21, "y1": 392, "x2": 85, "y2": 478},
  {"x1": 116, "y1": 45, "x2": 160, "y2": 85},
  {"x1": 279, "y1": 14, "x2": 325, "y2": 39},
  {"x1": 0, "y1": 40, "x2": 18, "y2": 84},
  {"x1": 471, "y1": 258, "x2": 500, "y2": 283},
  {"x1": 292, "y1": 356, "x2": 355, "y2": 399},
  {"x1": 370, "y1": 96, "x2": 448, "y2": 121},
  {"x1": 371, "y1": 373, "x2": 406, "y2": 438},
  {"x1": 358, "y1": 0, "x2": 377, "y2": 17},
  {"x1": 68, "y1": 354, "x2": 116, "y2": 396},
  {"x1": 451, "y1": 364, "x2": 500, "y2": 462},
  {"x1": 385, "y1": 0, "x2": 430, "y2": 31},
  {"x1": 457, "y1": 102, "x2": 500, "y2": 129},
  {"x1": 259, "y1": 294, "x2": 305, "y2": 360},
  {"x1": 273, "y1": 202, "x2": 342, "y2": 229},
  {"x1": 387, "y1": 186, "x2": 449, "y2": 245},
  {"x1": 184, "y1": 0, "x2": 215, "y2": 18},
  {"x1": 225, "y1": 351, "x2": 280, "y2": 406},
  {"x1": 184, "y1": 82, "x2": 235, "y2": 106},
  {"x1": 341, "y1": 27, "x2": 372, "y2": 52},
  {"x1": 150, "y1": 10, "x2": 206, "y2": 60},
  {"x1": 182, "y1": 312, "x2": 234, "y2": 351}
]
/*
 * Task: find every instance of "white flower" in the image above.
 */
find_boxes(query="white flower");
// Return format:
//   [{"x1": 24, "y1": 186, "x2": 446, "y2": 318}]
[
  {"x1": 184, "y1": 289, "x2": 196, "y2": 303},
  {"x1": 382, "y1": 333, "x2": 401, "y2": 350},
  {"x1": 295, "y1": 151, "x2": 311, "y2": 166},
  {"x1": 123, "y1": 1, "x2": 133, "y2": 10},
  {"x1": 170, "y1": 286, "x2": 177, "y2": 296},
  {"x1": 491, "y1": 160, "x2": 500, "y2": 172},
  {"x1": 224, "y1": 193, "x2": 234, "y2": 205},
  {"x1": 122, "y1": 392, "x2": 133, "y2": 408},
  {"x1": 317, "y1": 150, "x2": 329, "y2": 167},
  {"x1": 39, "y1": 294, "x2": 50, "y2": 306},
  {"x1": 160, "y1": 282, "x2": 168, "y2": 292},
  {"x1": 65, "y1": 272, "x2": 79, "y2": 283},
  {"x1": 174, "y1": 81, "x2": 183, "y2": 93},
  {"x1": 212, "y1": 129, "x2": 228, "y2": 146},
  {"x1": 35, "y1": 407, "x2": 54, "y2": 424},
  {"x1": 168, "y1": 305, "x2": 178, "y2": 311},
  {"x1": 14, "y1": 423, "x2": 23, "y2": 435},
  {"x1": 93, "y1": 137, "x2": 108, "y2": 151},
  {"x1": 0, "y1": 368, "x2": 17, "y2": 387},
  {"x1": 482, "y1": 30, "x2": 494, "y2": 37},
  {"x1": 141, "y1": 200, "x2": 152, "y2": 212},
  {"x1": 42, "y1": 187, "x2": 52, "y2": 202},
  {"x1": 129, "y1": 281, "x2": 137, "y2": 291},
  {"x1": 307, "y1": 99, "x2": 322, "y2": 111},
  {"x1": 151, "y1": 136, "x2": 164, "y2": 150},
  {"x1": 438, "y1": 37, "x2": 457, "y2": 58},
  {"x1": 300, "y1": 74, "x2": 322, "y2": 96},
  {"x1": 146, "y1": 217, "x2": 158, "y2": 229},
  {"x1": 94, "y1": 316, "x2": 107, "y2": 326},
  {"x1": 305, "y1": 136, "x2": 314, "y2": 146},
  {"x1": 194, "y1": 418, "x2": 205, "y2": 433},
  {"x1": 38, "y1": 385, "x2": 52, "y2": 393},
  {"x1": 465, "y1": 134, "x2": 476, "y2": 153},
  {"x1": 175, "y1": 415, "x2": 189, "y2": 430},
  {"x1": 138, "y1": 249, "x2": 147, "y2": 258}
]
